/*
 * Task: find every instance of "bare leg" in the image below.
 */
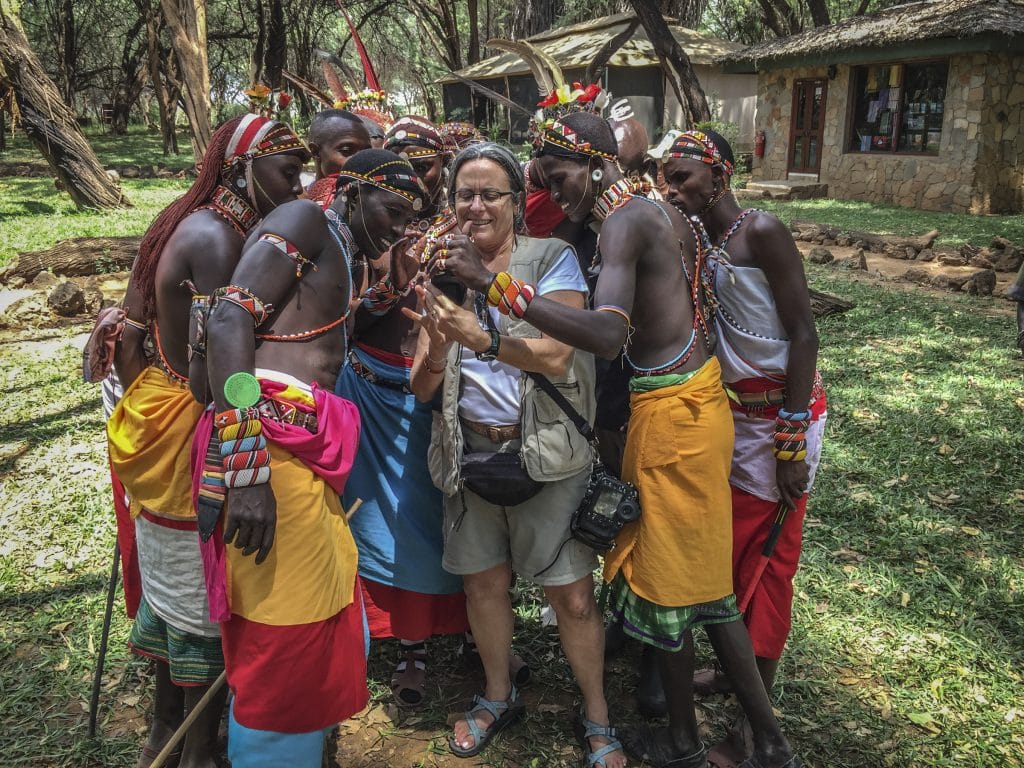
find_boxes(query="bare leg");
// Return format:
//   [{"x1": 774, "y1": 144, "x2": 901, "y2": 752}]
[
  {"x1": 140, "y1": 660, "x2": 183, "y2": 766},
  {"x1": 658, "y1": 632, "x2": 702, "y2": 757},
  {"x1": 1016, "y1": 303, "x2": 1024, "y2": 355},
  {"x1": 623, "y1": 633, "x2": 705, "y2": 764},
  {"x1": 451, "y1": 562, "x2": 514, "y2": 751},
  {"x1": 179, "y1": 681, "x2": 228, "y2": 768},
  {"x1": 757, "y1": 656, "x2": 780, "y2": 695},
  {"x1": 544, "y1": 576, "x2": 625, "y2": 768},
  {"x1": 705, "y1": 620, "x2": 793, "y2": 767}
]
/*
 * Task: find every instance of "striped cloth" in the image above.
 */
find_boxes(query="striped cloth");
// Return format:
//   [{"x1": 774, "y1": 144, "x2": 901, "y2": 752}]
[
  {"x1": 608, "y1": 573, "x2": 739, "y2": 652},
  {"x1": 128, "y1": 598, "x2": 224, "y2": 686}
]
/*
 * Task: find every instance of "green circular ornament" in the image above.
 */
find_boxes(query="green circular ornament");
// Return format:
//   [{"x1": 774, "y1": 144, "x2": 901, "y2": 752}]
[{"x1": 224, "y1": 372, "x2": 261, "y2": 408}]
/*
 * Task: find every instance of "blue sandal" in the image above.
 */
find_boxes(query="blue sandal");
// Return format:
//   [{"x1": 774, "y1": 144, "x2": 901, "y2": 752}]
[
  {"x1": 448, "y1": 686, "x2": 524, "y2": 758},
  {"x1": 572, "y1": 706, "x2": 625, "y2": 767}
]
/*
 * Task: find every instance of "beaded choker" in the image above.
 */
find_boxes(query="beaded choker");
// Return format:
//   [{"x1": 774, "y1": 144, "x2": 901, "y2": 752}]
[
  {"x1": 592, "y1": 178, "x2": 648, "y2": 221},
  {"x1": 202, "y1": 186, "x2": 259, "y2": 236}
]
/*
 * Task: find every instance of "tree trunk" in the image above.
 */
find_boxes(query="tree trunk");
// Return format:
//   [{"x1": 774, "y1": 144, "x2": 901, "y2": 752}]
[
  {"x1": 806, "y1": 0, "x2": 830, "y2": 27},
  {"x1": 60, "y1": 0, "x2": 75, "y2": 107},
  {"x1": 251, "y1": 0, "x2": 265, "y2": 85},
  {"x1": 3, "y1": 237, "x2": 141, "y2": 282},
  {"x1": 160, "y1": 0, "x2": 210, "y2": 163},
  {"x1": 264, "y1": 0, "x2": 285, "y2": 88},
  {"x1": 0, "y1": 6, "x2": 127, "y2": 209},
  {"x1": 629, "y1": 0, "x2": 710, "y2": 126},
  {"x1": 467, "y1": 0, "x2": 480, "y2": 64},
  {"x1": 146, "y1": 5, "x2": 179, "y2": 155},
  {"x1": 509, "y1": 0, "x2": 563, "y2": 38},
  {"x1": 808, "y1": 288, "x2": 854, "y2": 318}
]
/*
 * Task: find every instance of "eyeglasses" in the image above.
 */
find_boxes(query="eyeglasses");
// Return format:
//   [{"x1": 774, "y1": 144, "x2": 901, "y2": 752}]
[{"x1": 453, "y1": 188, "x2": 515, "y2": 204}]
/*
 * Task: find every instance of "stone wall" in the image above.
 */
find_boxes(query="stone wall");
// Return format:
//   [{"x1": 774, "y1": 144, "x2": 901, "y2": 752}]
[
  {"x1": 750, "y1": 52, "x2": 1023, "y2": 214},
  {"x1": 975, "y1": 52, "x2": 1024, "y2": 214}
]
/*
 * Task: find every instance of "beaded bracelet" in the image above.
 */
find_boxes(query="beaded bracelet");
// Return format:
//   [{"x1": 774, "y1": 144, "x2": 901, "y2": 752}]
[
  {"x1": 486, "y1": 271, "x2": 537, "y2": 318},
  {"x1": 216, "y1": 410, "x2": 271, "y2": 487},
  {"x1": 773, "y1": 408, "x2": 811, "y2": 462}
]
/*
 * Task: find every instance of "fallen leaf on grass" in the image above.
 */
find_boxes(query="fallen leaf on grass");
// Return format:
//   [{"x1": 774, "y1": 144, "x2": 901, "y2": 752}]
[
  {"x1": 900, "y1": 592, "x2": 910, "y2": 607},
  {"x1": 850, "y1": 490, "x2": 875, "y2": 503},
  {"x1": 960, "y1": 526, "x2": 981, "y2": 536},
  {"x1": 48, "y1": 621, "x2": 71, "y2": 635},
  {"x1": 1010, "y1": 489, "x2": 1024, "y2": 503},
  {"x1": 536, "y1": 703, "x2": 566, "y2": 714},
  {"x1": 937, "y1": 443, "x2": 953, "y2": 455},
  {"x1": 53, "y1": 656, "x2": 69, "y2": 671},
  {"x1": 927, "y1": 491, "x2": 961, "y2": 506},
  {"x1": 907, "y1": 712, "x2": 942, "y2": 734},
  {"x1": 1006, "y1": 708, "x2": 1018, "y2": 723}
]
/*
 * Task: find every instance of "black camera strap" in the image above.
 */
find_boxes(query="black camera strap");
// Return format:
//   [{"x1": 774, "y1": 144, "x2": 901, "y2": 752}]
[{"x1": 525, "y1": 371, "x2": 596, "y2": 444}]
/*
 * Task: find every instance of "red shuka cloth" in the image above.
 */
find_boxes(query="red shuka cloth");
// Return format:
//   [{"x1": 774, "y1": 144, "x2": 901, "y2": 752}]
[
  {"x1": 110, "y1": 461, "x2": 141, "y2": 618},
  {"x1": 360, "y1": 578, "x2": 469, "y2": 640},
  {"x1": 222, "y1": 581, "x2": 369, "y2": 733},
  {"x1": 731, "y1": 486, "x2": 807, "y2": 660},
  {"x1": 525, "y1": 189, "x2": 566, "y2": 238}
]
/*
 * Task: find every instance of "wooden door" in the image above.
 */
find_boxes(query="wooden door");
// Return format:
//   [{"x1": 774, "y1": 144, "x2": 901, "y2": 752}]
[{"x1": 788, "y1": 78, "x2": 828, "y2": 175}]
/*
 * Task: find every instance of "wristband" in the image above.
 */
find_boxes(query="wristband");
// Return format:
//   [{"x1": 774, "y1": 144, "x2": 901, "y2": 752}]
[
  {"x1": 773, "y1": 411, "x2": 810, "y2": 462},
  {"x1": 486, "y1": 271, "x2": 536, "y2": 318},
  {"x1": 214, "y1": 407, "x2": 260, "y2": 429}
]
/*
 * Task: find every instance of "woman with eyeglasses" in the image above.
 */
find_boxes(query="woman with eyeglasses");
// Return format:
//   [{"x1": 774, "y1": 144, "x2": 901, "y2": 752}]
[{"x1": 405, "y1": 142, "x2": 625, "y2": 767}]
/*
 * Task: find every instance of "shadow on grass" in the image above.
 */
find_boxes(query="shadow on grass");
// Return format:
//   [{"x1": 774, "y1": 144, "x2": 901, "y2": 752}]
[{"x1": 0, "y1": 396, "x2": 103, "y2": 476}]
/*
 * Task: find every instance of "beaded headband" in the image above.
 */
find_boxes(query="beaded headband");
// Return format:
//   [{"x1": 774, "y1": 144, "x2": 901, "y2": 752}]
[
  {"x1": 538, "y1": 119, "x2": 617, "y2": 162},
  {"x1": 667, "y1": 130, "x2": 734, "y2": 179},
  {"x1": 222, "y1": 115, "x2": 309, "y2": 168},
  {"x1": 440, "y1": 121, "x2": 482, "y2": 151},
  {"x1": 336, "y1": 160, "x2": 427, "y2": 211},
  {"x1": 385, "y1": 117, "x2": 447, "y2": 159}
]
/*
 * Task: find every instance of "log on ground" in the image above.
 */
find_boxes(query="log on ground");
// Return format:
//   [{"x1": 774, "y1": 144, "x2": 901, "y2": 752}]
[{"x1": 3, "y1": 237, "x2": 139, "y2": 282}]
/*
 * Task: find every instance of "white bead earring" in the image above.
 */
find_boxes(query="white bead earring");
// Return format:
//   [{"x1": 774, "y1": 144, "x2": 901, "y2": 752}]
[{"x1": 591, "y1": 169, "x2": 603, "y2": 182}]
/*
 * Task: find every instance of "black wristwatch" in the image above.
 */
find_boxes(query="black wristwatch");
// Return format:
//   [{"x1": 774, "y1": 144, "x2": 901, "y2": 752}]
[{"x1": 476, "y1": 329, "x2": 501, "y2": 361}]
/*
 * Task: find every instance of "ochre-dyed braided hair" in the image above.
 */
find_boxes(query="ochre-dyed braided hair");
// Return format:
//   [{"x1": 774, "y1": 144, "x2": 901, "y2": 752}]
[{"x1": 130, "y1": 117, "x2": 243, "y2": 322}]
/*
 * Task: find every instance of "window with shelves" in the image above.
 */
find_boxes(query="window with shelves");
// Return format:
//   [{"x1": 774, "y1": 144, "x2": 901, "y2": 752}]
[{"x1": 848, "y1": 60, "x2": 948, "y2": 154}]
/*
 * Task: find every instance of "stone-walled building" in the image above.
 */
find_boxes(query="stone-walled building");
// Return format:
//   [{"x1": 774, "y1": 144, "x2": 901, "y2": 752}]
[{"x1": 720, "y1": 0, "x2": 1024, "y2": 214}]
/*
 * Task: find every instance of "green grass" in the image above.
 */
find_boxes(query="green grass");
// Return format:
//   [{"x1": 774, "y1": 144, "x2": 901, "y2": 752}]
[
  {"x1": 0, "y1": 124, "x2": 193, "y2": 172},
  {"x1": 755, "y1": 197, "x2": 1024, "y2": 249},
  {"x1": 1, "y1": 266, "x2": 1022, "y2": 767},
  {"x1": 0, "y1": 177, "x2": 190, "y2": 268}
]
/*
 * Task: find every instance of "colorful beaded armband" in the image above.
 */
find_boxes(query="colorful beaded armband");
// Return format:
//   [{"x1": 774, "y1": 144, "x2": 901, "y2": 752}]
[
  {"x1": 773, "y1": 408, "x2": 811, "y2": 462},
  {"x1": 361, "y1": 274, "x2": 402, "y2": 316},
  {"x1": 212, "y1": 285, "x2": 273, "y2": 326},
  {"x1": 486, "y1": 271, "x2": 536, "y2": 319},
  {"x1": 216, "y1": 410, "x2": 271, "y2": 488}
]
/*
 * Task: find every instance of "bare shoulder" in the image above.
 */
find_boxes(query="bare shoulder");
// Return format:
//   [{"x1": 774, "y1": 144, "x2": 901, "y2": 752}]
[
  {"x1": 162, "y1": 210, "x2": 242, "y2": 277},
  {"x1": 746, "y1": 208, "x2": 791, "y2": 239}
]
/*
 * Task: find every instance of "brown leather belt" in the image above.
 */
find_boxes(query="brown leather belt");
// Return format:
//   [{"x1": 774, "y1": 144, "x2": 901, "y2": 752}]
[
  {"x1": 460, "y1": 418, "x2": 521, "y2": 442},
  {"x1": 257, "y1": 398, "x2": 318, "y2": 433}
]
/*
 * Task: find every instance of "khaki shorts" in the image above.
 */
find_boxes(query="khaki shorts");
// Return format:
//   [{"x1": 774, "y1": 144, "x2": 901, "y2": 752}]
[{"x1": 442, "y1": 430, "x2": 598, "y2": 586}]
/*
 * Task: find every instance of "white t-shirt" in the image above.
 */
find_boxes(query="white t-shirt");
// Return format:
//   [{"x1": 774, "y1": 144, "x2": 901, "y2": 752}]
[{"x1": 459, "y1": 246, "x2": 587, "y2": 424}]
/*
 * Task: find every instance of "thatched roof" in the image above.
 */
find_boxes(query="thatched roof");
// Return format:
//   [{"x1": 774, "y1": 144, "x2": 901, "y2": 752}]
[
  {"x1": 439, "y1": 12, "x2": 743, "y2": 84},
  {"x1": 720, "y1": 0, "x2": 1024, "y2": 71}
]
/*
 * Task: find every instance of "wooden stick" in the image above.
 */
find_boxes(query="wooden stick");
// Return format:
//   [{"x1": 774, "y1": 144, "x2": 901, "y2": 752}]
[
  {"x1": 148, "y1": 670, "x2": 228, "y2": 768},
  {"x1": 345, "y1": 498, "x2": 363, "y2": 521}
]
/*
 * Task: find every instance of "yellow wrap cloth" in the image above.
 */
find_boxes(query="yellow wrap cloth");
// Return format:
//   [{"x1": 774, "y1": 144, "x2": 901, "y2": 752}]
[
  {"x1": 604, "y1": 358, "x2": 735, "y2": 607},
  {"x1": 107, "y1": 366, "x2": 204, "y2": 520},
  {"x1": 225, "y1": 384, "x2": 359, "y2": 625}
]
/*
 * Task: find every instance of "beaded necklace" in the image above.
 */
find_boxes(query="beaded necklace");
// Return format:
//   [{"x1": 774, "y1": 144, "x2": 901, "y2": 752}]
[
  {"x1": 592, "y1": 178, "x2": 648, "y2": 221},
  {"x1": 199, "y1": 186, "x2": 259, "y2": 237},
  {"x1": 715, "y1": 208, "x2": 760, "y2": 250}
]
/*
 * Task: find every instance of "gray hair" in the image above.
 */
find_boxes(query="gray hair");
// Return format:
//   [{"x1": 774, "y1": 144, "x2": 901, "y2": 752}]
[{"x1": 447, "y1": 142, "x2": 526, "y2": 232}]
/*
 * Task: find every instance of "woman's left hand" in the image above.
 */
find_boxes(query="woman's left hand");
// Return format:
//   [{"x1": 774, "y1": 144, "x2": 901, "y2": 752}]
[
  {"x1": 424, "y1": 285, "x2": 491, "y2": 353},
  {"x1": 426, "y1": 225, "x2": 492, "y2": 292}
]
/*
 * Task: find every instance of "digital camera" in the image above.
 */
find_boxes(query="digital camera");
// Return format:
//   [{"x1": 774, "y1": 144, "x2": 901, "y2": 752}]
[{"x1": 571, "y1": 464, "x2": 641, "y2": 552}]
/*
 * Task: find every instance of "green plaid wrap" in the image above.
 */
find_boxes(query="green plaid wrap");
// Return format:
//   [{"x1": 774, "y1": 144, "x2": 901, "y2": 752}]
[
  {"x1": 128, "y1": 598, "x2": 224, "y2": 685},
  {"x1": 608, "y1": 573, "x2": 740, "y2": 652}
]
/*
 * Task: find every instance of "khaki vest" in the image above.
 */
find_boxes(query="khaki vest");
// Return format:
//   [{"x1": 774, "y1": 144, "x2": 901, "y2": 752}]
[{"x1": 427, "y1": 236, "x2": 596, "y2": 496}]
